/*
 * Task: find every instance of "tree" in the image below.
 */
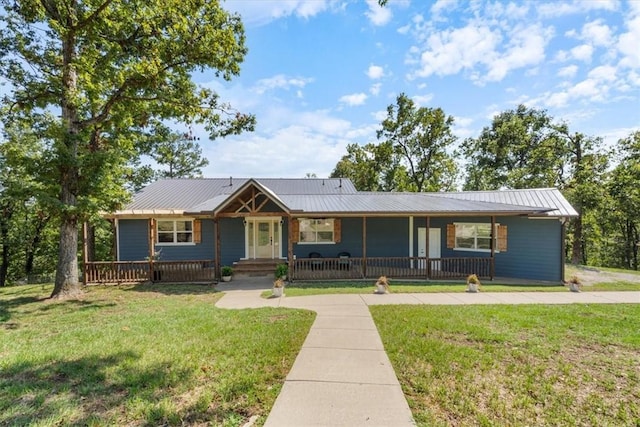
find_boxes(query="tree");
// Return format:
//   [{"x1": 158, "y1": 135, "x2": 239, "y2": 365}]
[
  {"x1": 0, "y1": 122, "x2": 47, "y2": 286},
  {"x1": 556, "y1": 129, "x2": 607, "y2": 265},
  {"x1": 461, "y1": 105, "x2": 566, "y2": 190},
  {"x1": 0, "y1": 0, "x2": 255, "y2": 298},
  {"x1": 377, "y1": 93, "x2": 458, "y2": 192},
  {"x1": 607, "y1": 131, "x2": 640, "y2": 269},
  {"x1": 330, "y1": 142, "x2": 395, "y2": 191},
  {"x1": 143, "y1": 124, "x2": 209, "y2": 179}
]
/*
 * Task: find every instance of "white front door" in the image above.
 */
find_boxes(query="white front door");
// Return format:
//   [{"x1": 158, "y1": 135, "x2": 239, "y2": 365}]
[
  {"x1": 246, "y1": 218, "x2": 281, "y2": 259},
  {"x1": 418, "y1": 228, "x2": 441, "y2": 270}
]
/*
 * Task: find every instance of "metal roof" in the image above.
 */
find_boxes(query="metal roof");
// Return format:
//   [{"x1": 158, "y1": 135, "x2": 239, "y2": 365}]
[
  {"x1": 277, "y1": 194, "x2": 553, "y2": 216},
  {"x1": 120, "y1": 178, "x2": 357, "y2": 211},
  {"x1": 432, "y1": 188, "x2": 578, "y2": 217},
  {"x1": 115, "y1": 178, "x2": 576, "y2": 218}
]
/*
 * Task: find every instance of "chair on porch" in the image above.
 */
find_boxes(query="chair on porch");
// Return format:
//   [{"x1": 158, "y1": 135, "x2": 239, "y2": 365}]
[
  {"x1": 309, "y1": 252, "x2": 324, "y2": 270},
  {"x1": 337, "y1": 251, "x2": 351, "y2": 270}
]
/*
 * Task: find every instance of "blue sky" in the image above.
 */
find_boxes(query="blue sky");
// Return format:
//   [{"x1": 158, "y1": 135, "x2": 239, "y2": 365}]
[{"x1": 194, "y1": 0, "x2": 639, "y2": 181}]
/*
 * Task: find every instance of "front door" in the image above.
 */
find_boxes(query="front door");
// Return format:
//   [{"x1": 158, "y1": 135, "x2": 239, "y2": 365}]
[
  {"x1": 246, "y1": 218, "x2": 281, "y2": 259},
  {"x1": 418, "y1": 228, "x2": 441, "y2": 270}
]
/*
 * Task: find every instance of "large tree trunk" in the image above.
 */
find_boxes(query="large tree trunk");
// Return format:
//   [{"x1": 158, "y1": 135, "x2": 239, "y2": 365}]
[
  {"x1": 25, "y1": 212, "x2": 50, "y2": 277},
  {"x1": 0, "y1": 207, "x2": 11, "y2": 287},
  {"x1": 50, "y1": 32, "x2": 82, "y2": 299},
  {"x1": 570, "y1": 215, "x2": 583, "y2": 265}
]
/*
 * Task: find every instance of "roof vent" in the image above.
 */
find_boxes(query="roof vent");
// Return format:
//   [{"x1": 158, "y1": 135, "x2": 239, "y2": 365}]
[
  {"x1": 339, "y1": 178, "x2": 342, "y2": 188},
  {"x1": 229, "y1": 176, "x2": 232, "y2": 186}
]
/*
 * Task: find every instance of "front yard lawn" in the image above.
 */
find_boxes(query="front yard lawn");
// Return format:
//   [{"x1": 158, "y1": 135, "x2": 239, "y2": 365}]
[
  {"x1": 0, "y1": 284, "x2": 315, "y2": 426},
  {"x1": 371, "y1": 304, "x2": 640, "y2": 426}
]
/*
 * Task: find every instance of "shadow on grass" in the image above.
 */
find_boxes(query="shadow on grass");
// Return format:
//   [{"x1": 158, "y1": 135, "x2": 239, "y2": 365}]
[
  {"x1": 0, "y1": 351, "x2": 195, "y2": 426},
  {"x1": 123, "y1": 282, "x2": 220, "y2": 296},
  {"x1": 1, "y1": 294, "x2": 116, "y2": 325}
]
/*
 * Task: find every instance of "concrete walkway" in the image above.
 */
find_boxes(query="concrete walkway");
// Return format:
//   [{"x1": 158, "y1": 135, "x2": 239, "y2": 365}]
[{"x1": 215, "y1": 279, "x2": 640, "y2": 427}]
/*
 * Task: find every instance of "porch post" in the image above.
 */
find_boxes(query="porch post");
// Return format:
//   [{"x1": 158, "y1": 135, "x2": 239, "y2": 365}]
[
  {"x1": 215, "y1": 218, "x2": 221, "y2": 279},
  {"x1": 490, "y1": 215, "x2": 496, "y2": 280},
  {"x1": 82, "y1": 222, "x2": 88, "y2": 286},
  {"x1": 287, "y1": 215, "x2": 294, "y2": 280},
  {"x1": 426, "y1": 216, "x2": 430, "y2": 280},
  {"x1": 362, "y1": 217, "x2": 367, "y2": 279},
  {"x1": 148, "y1": 218, "x2": 155, "y2": 282}
]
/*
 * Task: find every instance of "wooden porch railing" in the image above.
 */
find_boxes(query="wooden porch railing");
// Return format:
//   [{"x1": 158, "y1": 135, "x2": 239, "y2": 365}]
[
  {"x1": 84, "y1": 260, "x2": 216, "y2": 284},
  {"x1": 291, "y1": 257, "x2": 492, "y2": 281}
]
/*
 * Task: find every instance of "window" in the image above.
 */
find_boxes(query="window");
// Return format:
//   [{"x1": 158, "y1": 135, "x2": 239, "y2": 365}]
[
  {"x1": 299, "y1": 219, "x2": 335, "y2": 244},
  {"x1": 157, "y1": 220, "x2": 193, "y2": 244},
  {"x1": 454, "y1": 223, "x2": 497, "y2": 251}
]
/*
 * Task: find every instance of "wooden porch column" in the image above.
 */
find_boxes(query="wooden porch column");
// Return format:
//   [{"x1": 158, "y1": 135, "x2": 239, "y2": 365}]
[
  {"x1": 215, "y1": 218, "x2": 221, "y2": 278},
  {"x1": 490, "y1": 215, "x2": 496, "y2": 280},
  {"x1": 148, "y1": 218, "x2": 155, "y2": 282},
  {"x1": 287, "y1": 215, "x2": 294, "y2": 279},
  {"x1": 362, "y1": 217, "x2": 367, "y2": 278},
  {"x1": 82, "y1": 222, "x2": 88, "y2": 286},
  {"x1": 425, "y1": 216, "x2": 430, "y2": 280}
]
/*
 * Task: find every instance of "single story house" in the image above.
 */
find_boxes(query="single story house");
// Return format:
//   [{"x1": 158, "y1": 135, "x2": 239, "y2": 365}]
[{"x1": 89, "y1": 177, "x2": 577, "y2": 284}]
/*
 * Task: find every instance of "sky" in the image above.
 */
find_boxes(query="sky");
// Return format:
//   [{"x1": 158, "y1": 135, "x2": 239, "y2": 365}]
[{"x1": 191, "y1": 0, "x2": 640, "y2": 181}]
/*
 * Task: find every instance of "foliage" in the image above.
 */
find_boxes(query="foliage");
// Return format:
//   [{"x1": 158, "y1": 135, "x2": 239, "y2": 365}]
[
  {"x1": 0, "y1": 284, "x2": 314, "y2": 425},
  {"x1": 461, "y1": 105, "x2": 566, "y2": 190},
  {"x1": 377, "y1": 93, "x2": 459, "y2": 192},
  {"x1": 0, "y1": 0, "x2": 255, "y2": 298},
  {"x1": 221, "y1": 265, "x2": 233, "y2": 277},
  {"x1": 274, "y1": 263, "x2": 288, "y2": 279},
  {"x1": 139, "y1": 123, "x2": 210, "y2": 181}
]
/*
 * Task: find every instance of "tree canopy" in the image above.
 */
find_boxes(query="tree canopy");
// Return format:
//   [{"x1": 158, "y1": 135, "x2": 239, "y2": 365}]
[{"x1": 0, "y1": 0, "x2": 255, "y2": 298}]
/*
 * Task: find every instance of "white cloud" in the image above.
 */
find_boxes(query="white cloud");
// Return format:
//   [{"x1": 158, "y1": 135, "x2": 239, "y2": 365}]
[
  {"x1": 339, "y1": 92, "x2": 368, "y2": 106},
  {"x1": 570, "y1": 44, "x2": 594, "y2": 62},
  {"x1": 485, "y1": 24, "x2": 550, "y2": 82},
  {"x1": 253, "y1": 74, "x2": 314, "y2": 94},
  {"x1": 587, "y1": 65, "x2": 617, "y2": 81},
  {"x1": 410, "y1": 20, "x2": 550, "y2": 83},
  {"x1": 223, "y1": 0, "x2": 330, "y2": 26},
  {"x1": 367, "y1": 64, "x2": 385, "y2": 79},
  {"x1": 370, "y1": 83, "x2": 382, "y2": 96},
  {"x1": 537, "y1": 0, "x2": 619, "y2": 18},
  {"x1": 581, "y1": 19, "x2": 614, "y2": 46},
  {"x1": 618, "y1": 8, "x2": 640, "y2": 68},
  {"x1": 413, "y1": 23, "x2": 501, "y2": 78},
  {"x1": 558, "y1": 64, "x2": 579, "y2": 78},
  {"x1": 412, "y1": 93, "x2": 433, "y2": 106},
  {"x1": 365, "y1": 0, "x2": 392, "y2": 26}
]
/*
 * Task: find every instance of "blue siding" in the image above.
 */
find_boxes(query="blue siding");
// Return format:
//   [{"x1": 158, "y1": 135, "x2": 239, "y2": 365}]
[
  {"x1": 366, "y1": 217, "x2": 409, "y2": 257},
  {"x1": 422, "y1": 216, "x2": 562, "y2": 282},
  {"x1": 118, "y1": 219, "x2": 215, "y2": 262},
  {"x1": 118, "y1": 219, "x2": 149, "y2": 261},
  {"x1": 219, "y1": 218, "x2": 245, "y2": 266},
  {"x1": 293, "y1": 217, "x2": 363, "y2": 258}
]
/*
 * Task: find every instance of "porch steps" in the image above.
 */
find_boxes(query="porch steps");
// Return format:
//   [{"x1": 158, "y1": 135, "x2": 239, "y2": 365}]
[{"x1": 233, "y1": 259, "x2": 282, "y2": 277}]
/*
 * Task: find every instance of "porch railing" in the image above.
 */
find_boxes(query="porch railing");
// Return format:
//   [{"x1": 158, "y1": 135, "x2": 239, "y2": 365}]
[
  {"x1": 291, "y1": 257, "x2": 492, "y2": 281},
  {"x1": 84, "y1": 260, "x2": 216, "y2": 284}
]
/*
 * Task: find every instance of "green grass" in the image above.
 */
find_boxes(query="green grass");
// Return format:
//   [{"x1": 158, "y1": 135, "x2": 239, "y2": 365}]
[
  {"x1": 0, "y1": 284, "x2": 315, "y2": 426},
  {"x1": 263, "y1": 280, "x2": 639, "y2": 297},
  {"x1": 371, "y1": 304, "x2": 640, "y2": 426}
]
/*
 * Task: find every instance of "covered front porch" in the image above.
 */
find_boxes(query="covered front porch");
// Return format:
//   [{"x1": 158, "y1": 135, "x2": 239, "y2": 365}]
[{"x1": 83, "y1": 256, "x2": 493, "y2": 284}]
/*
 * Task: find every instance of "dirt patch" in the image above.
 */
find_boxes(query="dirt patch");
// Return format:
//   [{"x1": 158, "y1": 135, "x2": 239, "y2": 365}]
[{"x1": 567, "y1": 266, "x2": 640, "y2": 287}]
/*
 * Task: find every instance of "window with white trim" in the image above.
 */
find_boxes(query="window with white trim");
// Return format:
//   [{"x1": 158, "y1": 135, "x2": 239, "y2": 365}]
[
  {"x1": 157, "y1": 220, "x2": 193, "y2": 244},
  {"x1": 454, "y1": 223, "x2": 498, "y2": 251},
  {"x1": 299, "y1": 219, "x2": 335, "y2": 244}
]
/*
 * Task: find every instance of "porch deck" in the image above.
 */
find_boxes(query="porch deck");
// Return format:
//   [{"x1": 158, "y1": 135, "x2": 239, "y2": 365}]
[{"x1": 84, "y1": 257, "x2": 492, "y2": 284}]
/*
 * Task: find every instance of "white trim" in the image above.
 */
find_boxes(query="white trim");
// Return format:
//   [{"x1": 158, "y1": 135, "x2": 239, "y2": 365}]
[
  {"x1": 408, "y1": 216, "x2": 414, "y2": 258},
  {"x1": 115, "y1": 218, "x2": 120, "y2": 261},
  {"x1": 156, "y1": 218, "x2": 195, "y2": 244},
  {"x1": 297, "y1": 242, "x2": 336, "y2": 245},
  {"x1": 452, "y1": 222, "x2": 500, "y2": 252},
  {"x1": 244, "y1": 216, "x2": 283, "y2": 259}
]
